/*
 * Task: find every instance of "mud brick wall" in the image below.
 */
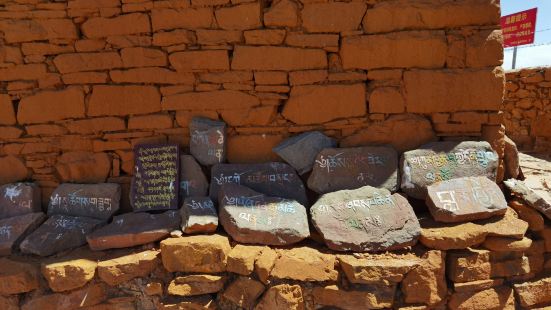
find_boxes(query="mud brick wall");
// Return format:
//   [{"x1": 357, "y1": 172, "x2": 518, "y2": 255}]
[
  {"x1": 0, "y1": 0, "x2": 504, "y2": 205},
  {"x1": 504, "y1": 67, "x2": 551, "y2": 152}
]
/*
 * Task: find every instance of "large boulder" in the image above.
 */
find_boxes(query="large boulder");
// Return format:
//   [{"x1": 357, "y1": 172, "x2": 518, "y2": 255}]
[
  {"x1": 273, "y1": 131, "x2": 336, "y2": 175},
  {"x1": 181, "y1": 197, "x2": 218, "y2": 234},
  {"x1": 179, "y1": 155, "x2": 209, "y2": 202},
  {"x1": 0, "y1": 212, "x2": 46, "y2": 256},
  {"x1": 0, "y1": 183, "x2": 42, "y2": 219},
  {"x1": 426, "y1": 176, "x2": 507, "y2": 223},
  {"x1": 210, "y1": 162, "x2": 307, "y2": 205},
  {"x1": 219, "y1": 184, "x2": 309, "y2": 246},
  {"x1": 401, "y1": 141, "x2": 499, "y2": 199},
  {"x1": 311, "y1": 186, "x2": 421, "y2": 252},
  {"x1": 307, "y1": 146, "x2": 399, "y2": 194},
  {"x1": 190, "y1": 117, "x2": 226, "y2": 166},
  {"x1": 47, "y1": 183, "x2": 120, "y2": 221}
]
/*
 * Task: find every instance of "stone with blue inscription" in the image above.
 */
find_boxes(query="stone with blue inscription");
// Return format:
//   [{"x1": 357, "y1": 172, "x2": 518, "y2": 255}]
[{"x1": 47, "y1": 183, "x2": 120, "y2": 221}]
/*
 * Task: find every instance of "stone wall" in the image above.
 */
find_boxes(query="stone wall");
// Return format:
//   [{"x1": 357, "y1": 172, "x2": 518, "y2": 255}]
[
  {"x1": 504, "y1": 67, "x2": 551, "y2": 152},
  {"x1": 0, "y1": 0, "x2": 505, "y2": 206}
]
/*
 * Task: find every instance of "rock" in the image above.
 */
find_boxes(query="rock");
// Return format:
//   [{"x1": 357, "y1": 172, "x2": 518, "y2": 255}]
[
  {"x1": 401, "y1": 141, "x2": 499, "y2": 199},
  {"x1": 453, "y1": 279, "x2": 504, "y2": 293},
  {"x1": 312, "y1": 284, "x2": 396, "y2": 310},
  {"x1": 0, "y1": 155, "x2": 29, "y2": 185},
  {"x1": 0, "y1": 183, "x2": 42, "y2": 219},
  {"x1": 180, "y1": 197, "x2": 217, "y2": 234},
  {"x1": 161, "y1": 234, "x2": 231, "y2": 273},
  {"x1": 221, "y1": 277, "x2": 264, "y2": 310},
  {"x1": 426, "y1": 176, "x2": 507, "y2": 223},
  {"x1": 491, "y1": 255, "x2": 543, "y2": 278},
  {"x1": 272, "y1": 131, "x2": 336, "y2": 175},
  {"x1": 179, "y1": 155, "x2": 209, "y2": 202},
  {"x1": 448, "y1": 286, "x2": 515, "y2": 310},
  {"x1": 131, "y1": 144, "x2": 180, "y2": 212},
  {"x1": 55, "y1": 151, "x2": 111, "y2": 183},
  {"x1": 482, "y1": 207, "x2": 529, "y2": 239},
  {"x1": 48, "y1": 183, "x2": 120, "y2": 221},
  {"x1": 483, "y1": 236, "x2": 533, "y2": 252},
  {"x1": 514, "y1": 276, "x2": 551, "y2": 308},
  {"x1": 219, "y1": 184, "x2": 309, "y2": 246},
  {"x1": 447, "y1": 249, "x2": 491, "y2": 283},
  {"x1": 159, "y1": 296, "x2": 216, "y2": 310},
  {"x1": 402, "y1": 250, "x2": 447, "y2": 306},
  {"x1": 227, "y1": 244, "x2": 264, "y2": 275},
  {"x1": 86, "y1": 211, "x2": 180, "y2": 251},
  {"x1": 42, "y1": 258, "x2": 97, "y2": 292},
  {"x1": 311, "y1": 186, "x2": 420, "y2": 252},
  {"x1": 190, "y1": 117, "x2": 226, "y2": 166},
  {"x1": 503, "y1": 136, "x2": 520, "y2": 179},
  {"x1": 21, "y1": 283, "x2": 106, "y2": 310},
  {"x1": 168, "y1": 275, "x2": 226, "y2": 296},
  {"x1": 307, "y1": 146, "x2": 399, "y2": 194},
  {"x1": 270, "y1": 247, "x2": 338, "y2": 282},
  {"x1": 504, "y1": 178, "x2": 551, "y2": 220},
  {"x1": 0, "y1": 258, "x2": 39, "y2": 295},
  {"x1": 0, "y1": 212, "x2": 45, "y2": 256},
  {"x1": 255, "y1": 284, "x2": 305, "y2": 310},
  {"x1": 20, "y1": 215, "x2": 103, "y2": 256},
  {"x1": 210, "y1": 162, "x2": 307, "y2": 205},
  {"x1": 98, "y1": 250, "x2": 159, "y2": 286},
  {"x1": 255, "y1": 247, "x2": 277, "y2": 284},
  {"x1": 145, "y1": 282, "x2": 163, "y2": 296},
  {"x1": 338, "y1": 254, "x2": 422, "y2": 285},
  {"x1": 0, "y1": 295, "x2": 18, "y2": 310},
  {"x1": 509, "y1": 199, "x2": 545, "y2": 231}
]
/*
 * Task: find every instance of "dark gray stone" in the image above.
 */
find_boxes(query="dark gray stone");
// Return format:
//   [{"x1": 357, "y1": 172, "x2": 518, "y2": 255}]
[
  {"x1": 504, "y1": 178, "x2": 551, "y2": 220},
  {"x1": 307, "y1": 146, "x2": 399, "y2": 194},
  {"x1": 219, "y1": 183, "x2": 309, "y2": 246},
  {"x1": 210, "y1": 162, "x2": 307, "y2": 205},
  {"x1": 0, "y1": 183, "x2": 41, "y2": 220},
  {"x1": 426, "y1": 176, "x2": 507, "y2": 223},
  {"x1": 181, "y1": 197, "x2": 218, "y2": 234},
  {"x1": 86, "y1": 210, "x2": 180, "y2": 251},
  {"x1": 19, "y1": 215, "x2": 103, "y2": 256},
  {"x1": 47, "y1": 183, "x2": 120, "y2": 221},
  {"x1": 273, "y1": 131, "x2": 336, "y2": 175},
  {"x1": 179, "y1": 155, "x2": 209, "y2": 203},
  {"x1": 0, "y1": 212, "x2": 45, "y2": 256},
  {"x1": 310, "y1": 186, "x2": 421, "y2": 252},
  {"x1": 190, "y1": 117, "x2": 226, "y2": 166},
  {"x1": 401, "y1": 141, "x2": 499, "y2": 199}
]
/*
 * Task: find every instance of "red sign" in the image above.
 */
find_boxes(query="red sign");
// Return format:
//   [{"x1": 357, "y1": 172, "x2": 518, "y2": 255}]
[{"x1": 501, "y1": 8, "x2": 537, "y2": 47}]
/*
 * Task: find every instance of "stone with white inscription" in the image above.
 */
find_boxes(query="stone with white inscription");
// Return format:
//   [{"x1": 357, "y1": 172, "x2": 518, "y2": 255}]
[
  {"x1": 401, "y1": 141, "x2": 499, "y2": 199},
  {"x1": 219, "y1": 184, "x2": 309, "y2": 246},
  {"x1": 47, "y1": 183, "x2": 120, "y2": 221},
  {"x1": 426, "y1": 177, "x2": 507, "y2": 223},
  {"x1": 307, "y1": 146, "x2": 399, "y2": 194},
  {"x1": 273, "y1": 131, "x2": 337, "y2": 175},
  {"x1": 20, "y1": 215, "x2": 103, "y2": 256},
  {"x1": 0, "y1": 183, "x2": 41, "y2": 220},
  {"x1": 180, "y1": 155, "x2": 209, "y2": 203},
  {"x1": 190, "y1": 117, "x2": 226, "y2": 166},
  {"x1": 87, "y1": 210, "x2": 180, "y2": 251},
  {"x1": 0, "y1": 212, "x2": 45, "y2": 256},
  {"x1": 210, "y1": 162, "x2": 308, "y2": 205},
  {"x1": 181, "y1": 197, "x2": 218, "y2": 234},
  {"x1": 504, "y1": 179, "x2": 551, "y2": 220},
  {"x1": 311, "y1": 186, "x2": 421, "y2": 252}
]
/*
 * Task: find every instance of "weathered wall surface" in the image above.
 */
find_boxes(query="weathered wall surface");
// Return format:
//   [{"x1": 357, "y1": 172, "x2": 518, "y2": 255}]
[{"x1": 504, "y1": 67, "x2": 551, "y2": 152}]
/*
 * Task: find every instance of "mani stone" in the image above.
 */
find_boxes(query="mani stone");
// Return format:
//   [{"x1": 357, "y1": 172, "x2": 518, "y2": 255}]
[
  {"x1": 307, "y1": 146, "x2": 399, "y2": 194},
  {"x1": 20, "y1": 215, "x2": 103, "y2": 257},
  {"x1": 0, "y1": 212, "x2": 46, "y2": 256},
  {"x1": 190, "y1": 117, "x2": 226, "y2": 166},
  {"x1": 0, "y1": 183, "x2": 41, "y2": 220},
  {"x1": 181, "y1": 197, "x2": 218, "y2": 234},
  {"x1": 273, "y1": 131, "x2": 337, "y2": 175},
  {"x1": 310, "y1": 186, "x2": 421, "y2": 252},
  {"x1": 210, "y1": 162, "x2": 308, "y2": 205},
  {"x1": 505, "y1": 178, "x2": 551, "y2": 220},
  {"x1": 87, "y1": 210, "x2": 180, "y2": 251},
  {"x1": 47, "y1": 183, "x2": 120, "y2": 221},
  {"x1": 179, "y1": 155, "x2": 209, "y2": 202},
  {"x1": 426, "y1": 176, "x2": 507, "y2": 223},
  {"x1": 218, "y1": 183, "x2": 309, "y2": 246},
  {"x1": 401, "y1": 141, "x2": 499, "y2": 199}
]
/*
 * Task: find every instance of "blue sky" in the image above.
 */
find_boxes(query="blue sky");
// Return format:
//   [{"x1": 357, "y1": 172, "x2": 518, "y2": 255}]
[{"x1": 502, "y1": 0, "x2": 551, "y2": 69}]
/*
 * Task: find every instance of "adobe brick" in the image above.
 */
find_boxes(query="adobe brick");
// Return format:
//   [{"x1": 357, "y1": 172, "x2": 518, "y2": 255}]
[
  {"x1": 128, "y1": 114, "x2": 173, "y2": 129},
  {"x1": 68, "y1": 0, "x2": 120, "y2": 9},
  {"x1": 62, "y1": 72, "x2": 109, "y2": 84},
  {"x1": 152, "y1": 30, "x2": 196, "y2": 46},
  {"x1": 215, "y1": 3, "x2": 261, "y2": 30},
  {"x1": 169, "y1": 50, "x2": 229, "y2": 71},
  {"x1": 53, "y1": 52, "x2": 123, "y2": 74},
  {"x1": 195, "y1": 30, "x2": 243, "y2": 45},
  {"x1": 121, "y1": 47, "x2": 167, "y2": 67},
  {"x1": 65, "y1": 117, "x2": 126, "y2": 134},
  {"x1": 162, "y1": 90, "x2": 259, "y2": 111},
  {"x1": 302, "y1": 2, "x2": 366, "y2": 33},
  {"x1": 21, "y1": 43, "x2": 74, "y2": 56},
  {"x1": 0, "y1": 19, "x2": 77, "y2": 43},
  {"x1": 151, "y1": 8, "x2": 214, "y2": 31},
  {"x1": 88, "y1": 85, "x2": 161, "y2": 116},
  {"x1": 0, "y1": 94, "x2": 16, "y2": 125},
  {"x1": 110, "y1": 68, "x2": 195, "y2": 84},
  {"x1": 264, "y1": 0, "x2": 299, "y2": 28},
  {"x1": 0, "y1": 64, "x2": 47, "y2": 81},
  {"x1": 232, "y1": 46, "x2": 327, "y2": 71},
  {"x1": 82, "y1": 13, "x2": 151, "y2": 38},
  {"x1": 285, "y1": 33, "x2": 339, "y2": 51},
  {"x1": 244, "y1": 29, "x2": 286, "y2": 45},
  {"x1": 17, "y1": 88, "x2": 85, "y2": 124}
]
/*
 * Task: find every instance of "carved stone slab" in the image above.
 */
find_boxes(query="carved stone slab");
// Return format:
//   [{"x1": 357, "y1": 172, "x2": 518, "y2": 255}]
[
  {"x1": 179, "y1": 155, "x2": 209, "y2": 203},
  {"x1": 47, "y1": 183, "x2": 120, "y2": 221},
  {"x1": 181, "y1": 197, "x2": 218, "y2": 234},
  {"x1": 0, "y1": 183, "x2": 41, "y2": 220},
  {"x1": 273, "y1": 131, "x2": 336, "y2": 175},
  {"x1": 0, "y1": 212, "x2": 45, "y2": 256},
  {"x1": 190, "y1": 117, "x2": 226, "y2": 166}
]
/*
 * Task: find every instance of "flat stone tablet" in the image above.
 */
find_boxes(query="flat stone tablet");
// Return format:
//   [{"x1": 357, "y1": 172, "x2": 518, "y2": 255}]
[
  {"x1": 210, "y1": 162, "x2": 307, "y2": 205},
  {"x1": 190, "y1": 117, "x2": 226, "y2": 166},
  {"x1": 307, "y1": 146, "x2": 399, "y2": 194},
  {"x1": 0, "y1": 212, "x2": 45, "y2": 256},
  {"x1": 181, "y1": 197, "x2": 218, "y2": 234},
  {"x1": 219, "y1": 184, "x2": 309, "y2": 246},
  {"x1": 505, "y1": 178, "x2": 551, "y2": 220},
  {"x1": 311, "y1": 186, "x2": 421, "y2": 252},
  {"x1": 20, "y1": 215, "x2": 103, "y2": 257},
  {"x1": 401, "y1": 141, "x2": 498, "y2": 199},
  {"x1": 131, "y1": 144, "x2": 180, "y2": 212},
  {"x1": 180, "y1": 155, "x2": 209, "y2": 203},
  {"x1": 86, "y1": 210, "x2": 180, "y2": 251},
  {"x1": 47, "y1": 183, "x2": 120, "y2": 221},
  {"x1": 426, "y1": 176, "x2": 507, "y2": 223},
  {"x1": 0, "y1": 183, "x2": 41, "y2": 220},
  {"x1": 273, "y1": 131, "x2": 336, "y2": 175}
]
